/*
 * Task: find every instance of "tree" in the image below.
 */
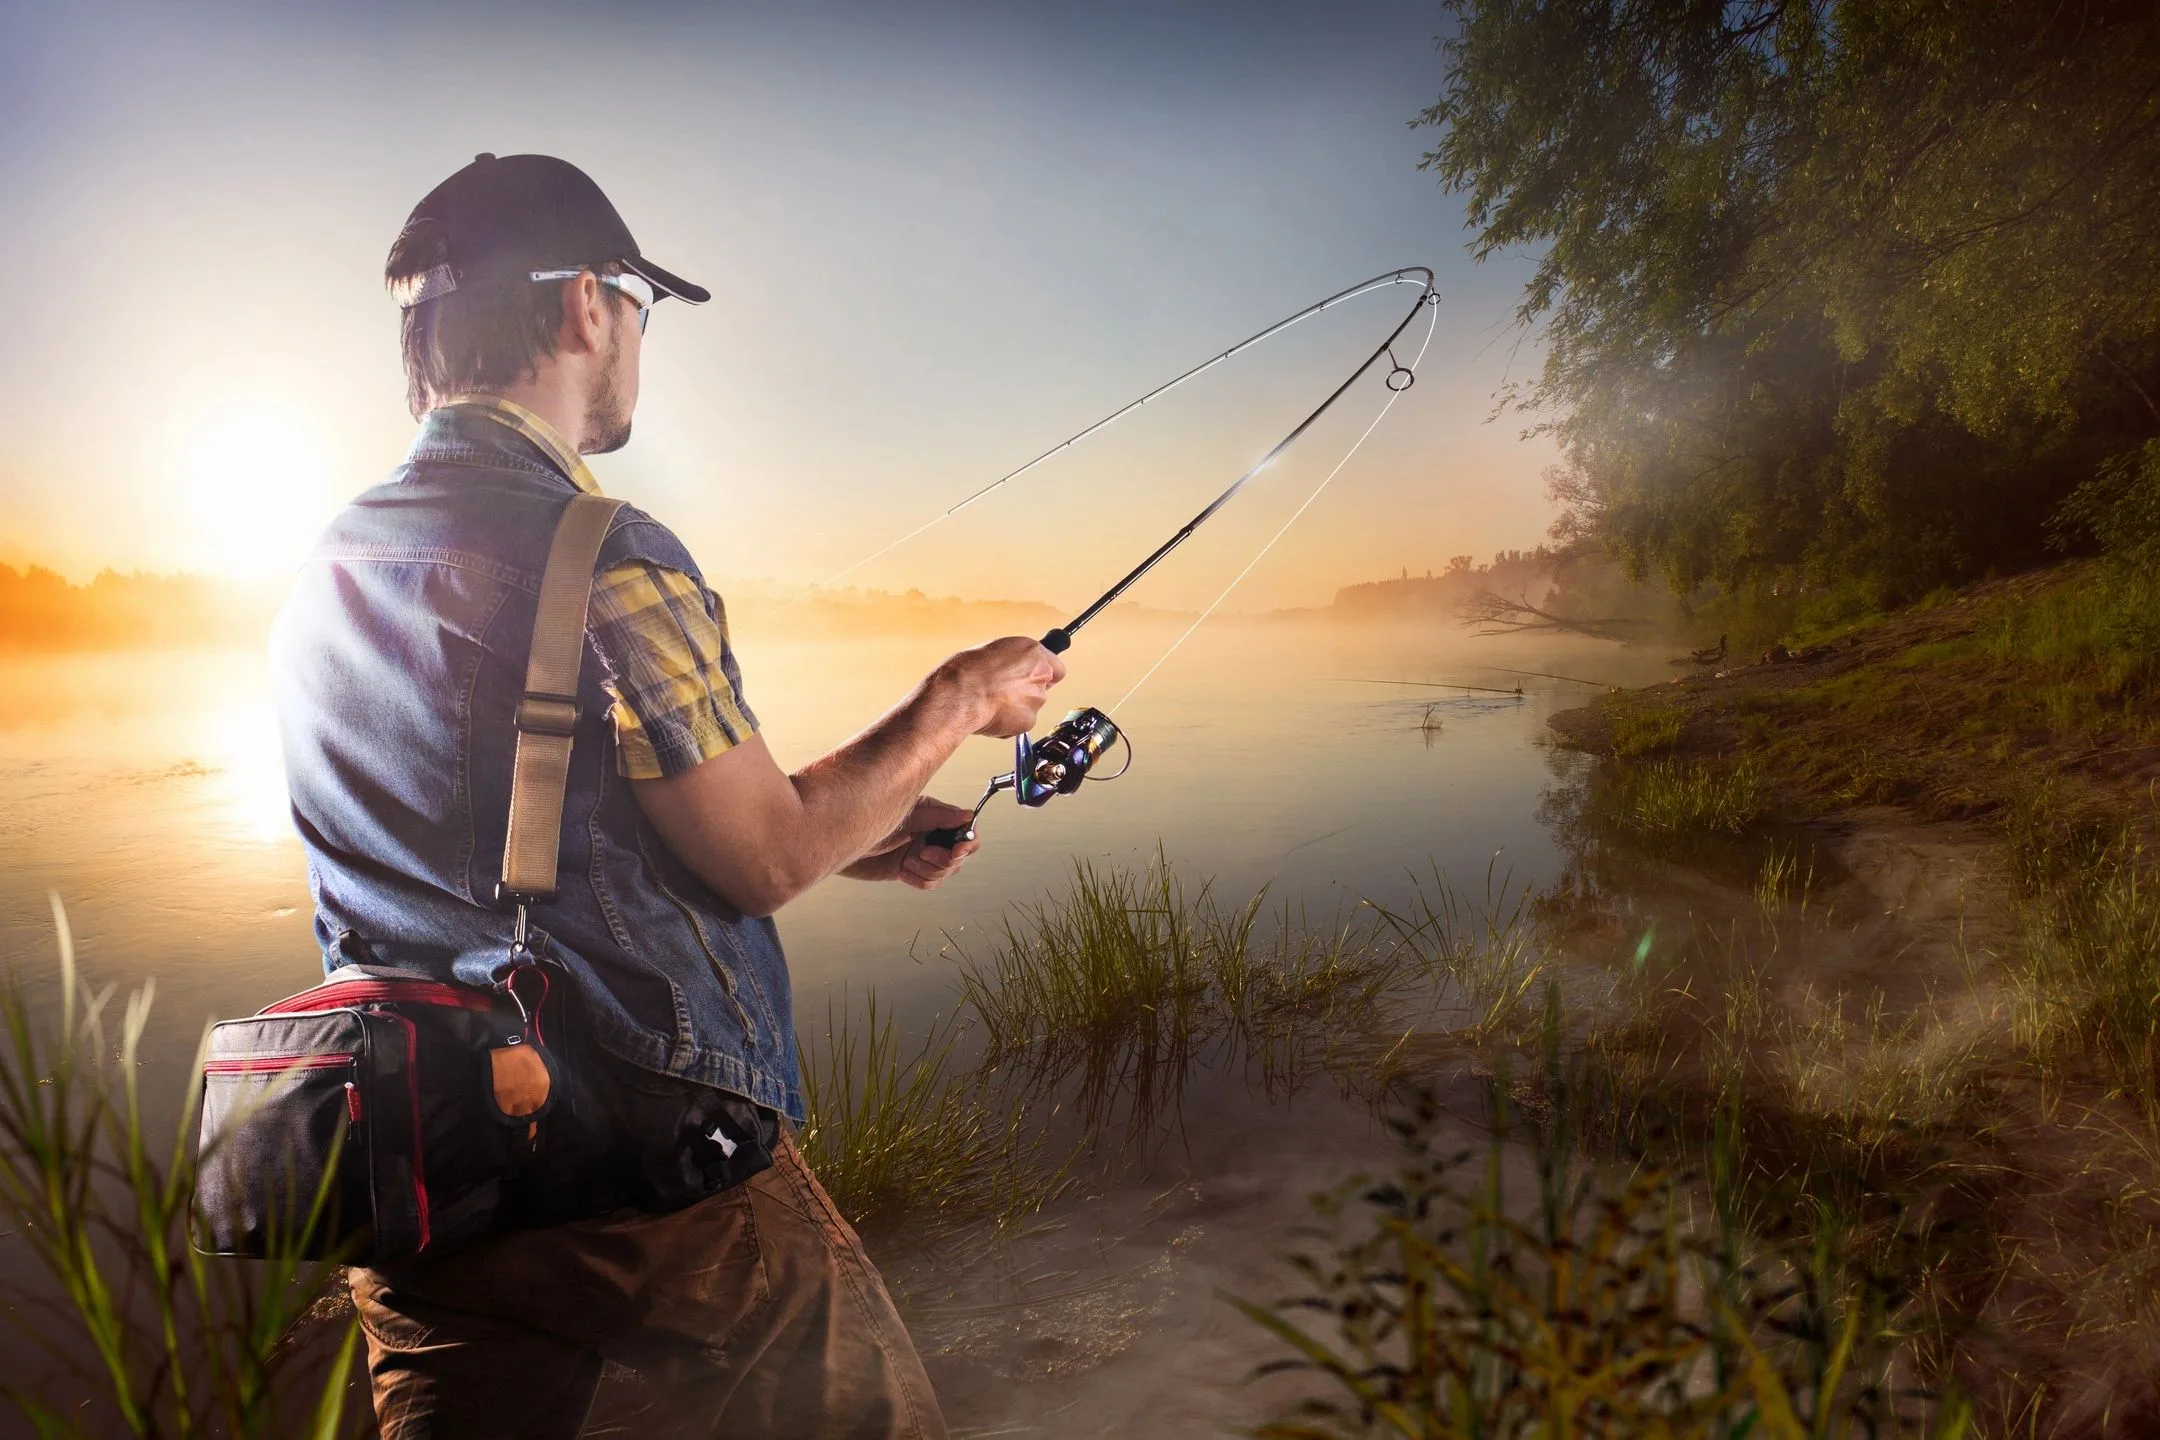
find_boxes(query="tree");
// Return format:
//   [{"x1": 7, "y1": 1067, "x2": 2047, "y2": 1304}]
[{"x1": 1420, "y1": 0, "x2": 2160, "y2": 603}]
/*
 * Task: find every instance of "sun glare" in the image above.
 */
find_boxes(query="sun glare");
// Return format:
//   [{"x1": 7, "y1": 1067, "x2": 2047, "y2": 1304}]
[{"x1": 181, "y1": 408, "x2": 339, "y2": 577}]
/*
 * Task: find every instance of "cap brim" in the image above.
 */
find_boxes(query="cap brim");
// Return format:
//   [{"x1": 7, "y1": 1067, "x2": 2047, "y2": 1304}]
[{"x1": 624, "y1": 255, "x2": 710, "y2": 305}]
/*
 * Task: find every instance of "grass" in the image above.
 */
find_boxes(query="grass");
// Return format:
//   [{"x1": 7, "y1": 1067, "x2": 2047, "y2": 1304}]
[
  {"x1": 797, "y1": 992, "x2": 1067, "y2": 1234},
  {"x1": 948, "y1": 850, "x2": 1420, "y2": 1126},
  {"x1": 2003, "y1": 815, "x2": 2160, "y2": 1115},
  {"x1": 1606, "y1": 696, "x2": 1687, "y2": 758},
  {"x1": 0, "y1": 898, "x2": 360, "y2": 1437},
  {"x1": 1595, "y1": 758, "x2": 1769, "y2": 847}
]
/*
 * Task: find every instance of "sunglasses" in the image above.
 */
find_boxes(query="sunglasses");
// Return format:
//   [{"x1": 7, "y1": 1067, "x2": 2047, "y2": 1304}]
[{"x1": 530, "y1": 268, "x2": 658, "y2": 333}]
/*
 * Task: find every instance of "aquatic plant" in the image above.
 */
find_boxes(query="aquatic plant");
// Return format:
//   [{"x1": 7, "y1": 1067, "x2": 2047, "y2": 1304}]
[
  {"x1": 950, "y1": 850, "x2": 1416, "y2": 1122},
  {"x1": 1365, "y1": 860, "x2": 1548, "y2": 1045},
  {"x1": 0, "y1": 898, "x2": 359, "y2": 1437}
]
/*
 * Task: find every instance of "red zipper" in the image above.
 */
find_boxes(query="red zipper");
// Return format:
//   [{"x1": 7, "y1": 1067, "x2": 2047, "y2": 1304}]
[
  {"x1": 203, "y1": 1052, "x2": 357, "y2": 1075},
  {"x1": 261, "y1": 978, "x2": 493, "y2": 1016}
]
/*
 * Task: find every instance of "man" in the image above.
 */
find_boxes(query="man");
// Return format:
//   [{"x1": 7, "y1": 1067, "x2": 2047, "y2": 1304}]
[{"x1": 271, "y1": 152, "x2": 1063, "y2": 1438}]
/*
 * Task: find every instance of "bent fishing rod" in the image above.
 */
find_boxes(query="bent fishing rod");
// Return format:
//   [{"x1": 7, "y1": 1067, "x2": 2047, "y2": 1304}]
[{"x1": 921, "y1": 267, "x2": 1440, "y2": 849}]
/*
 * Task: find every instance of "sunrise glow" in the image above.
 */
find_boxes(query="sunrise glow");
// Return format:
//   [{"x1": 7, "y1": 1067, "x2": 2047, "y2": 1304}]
[{"x1": 180, "y1": 407, "x2": 338, "y2": 577}]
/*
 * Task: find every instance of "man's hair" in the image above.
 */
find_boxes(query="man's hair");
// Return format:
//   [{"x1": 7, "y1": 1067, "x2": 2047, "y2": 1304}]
[{"x1": 385, "y1": 218, "x2": 622, "y2": 418}]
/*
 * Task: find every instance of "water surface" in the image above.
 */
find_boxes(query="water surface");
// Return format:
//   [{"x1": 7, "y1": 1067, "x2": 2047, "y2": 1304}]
[{"x1": 0, "y1": 621, "x2": 1669, "y2": 1062}]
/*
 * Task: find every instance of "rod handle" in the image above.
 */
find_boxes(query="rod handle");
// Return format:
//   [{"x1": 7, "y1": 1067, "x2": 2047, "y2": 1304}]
[{"x1": 1040, "y1": 628, "x2": 1072, "y2": 654}]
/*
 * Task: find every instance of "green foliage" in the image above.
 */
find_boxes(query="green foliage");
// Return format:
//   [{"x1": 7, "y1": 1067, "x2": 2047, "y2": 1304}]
[
  {"x1": 0, "y1": 899, "x2": 360, "y2": 1437},
  {"x1": 2056, "y1": 438, "x2": 2160, "y2": 563},
  {"x1": 1421, "y1": 1, "x2": 2160, "y2": 602},
  {"x1": 1233, "y1": 1066, "x2": 1967, "y2": 1438}
]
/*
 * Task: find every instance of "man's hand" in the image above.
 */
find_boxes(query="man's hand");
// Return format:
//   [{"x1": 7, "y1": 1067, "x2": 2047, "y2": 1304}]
[
  {"x1": 631, "y1": 635, "x2": 1064, "y2": 915},
  {"x1": 840, "y1": 797, "x2": 982, "y2": 889},
  {"x1": 937, "y1": 637, "x2": 1067, "y2": 737}
]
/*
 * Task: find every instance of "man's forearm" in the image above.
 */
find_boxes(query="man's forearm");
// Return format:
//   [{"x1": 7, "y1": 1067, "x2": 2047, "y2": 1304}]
[
  {"x1": 631, "y1": 635, "x2": 1061, "y2": 916},
  {"x1": 775, "y1": 669, "x2": 987, "y2": 889},
  {"x1": 631, "y1": 665, "x2": 990, "y2": 916}
]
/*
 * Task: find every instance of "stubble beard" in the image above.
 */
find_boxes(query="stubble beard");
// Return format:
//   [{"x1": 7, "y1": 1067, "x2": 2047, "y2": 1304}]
[{"x1": 584, "y1": 322, "x2": 633, "y2": 455}]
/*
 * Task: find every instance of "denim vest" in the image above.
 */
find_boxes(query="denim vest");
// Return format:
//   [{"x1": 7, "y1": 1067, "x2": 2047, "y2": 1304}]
[{"x1": 272, "y1": 407, "x2": 803, "y2": 1121}]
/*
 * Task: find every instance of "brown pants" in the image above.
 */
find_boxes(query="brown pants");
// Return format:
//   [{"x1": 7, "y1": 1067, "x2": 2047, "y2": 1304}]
[{"x1": 350, "y1": 1137, "x2": 946, "y2": 1440}]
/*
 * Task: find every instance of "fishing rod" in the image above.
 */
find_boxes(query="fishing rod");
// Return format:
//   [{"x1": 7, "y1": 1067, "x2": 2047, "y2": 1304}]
[{"x1": 923, "y1": 267, "x2": 1441, "y2": 849}]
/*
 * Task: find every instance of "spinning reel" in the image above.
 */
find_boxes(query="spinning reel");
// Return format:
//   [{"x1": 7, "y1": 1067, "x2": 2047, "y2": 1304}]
[{"x1": 923, "y1": 706, "x2": 1130, "y2": 848}]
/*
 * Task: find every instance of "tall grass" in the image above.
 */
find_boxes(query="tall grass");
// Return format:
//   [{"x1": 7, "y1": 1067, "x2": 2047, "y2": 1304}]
[
  {"x1": 0, "y1": 898, "x2": 359, "y2": 1437},
  {"x1": 1365, "y1": 861, "x2": 1549, "y2": 1044},
  {"x1": 797, "y1": 992, "x2": 1067, "y2": 1234},
  {"x1": 1607, "y1": 698, "x2": 1686, "y2": 758},
  {"x1": 950, "y1": 851, "x2": 1418, "y2": 1124},
  {"x1": 2004, "y1": 818, "x2": 2160, "y2": 1113},
  {"x1": 1604, "y1": 759, "x2": 1768, "y2": 845},
  {"x1": 1233, "y1": 1058, "x2": 1969, "y2": 1439}
]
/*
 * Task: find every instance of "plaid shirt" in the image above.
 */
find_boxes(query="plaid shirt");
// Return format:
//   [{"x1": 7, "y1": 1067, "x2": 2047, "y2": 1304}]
[{"x1": 451, "y1": 397, "x2": 758, "y2": 779}]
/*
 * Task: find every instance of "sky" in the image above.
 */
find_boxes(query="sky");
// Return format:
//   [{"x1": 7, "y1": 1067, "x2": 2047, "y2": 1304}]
[{"x1": 0, "y1": 0, "x2": 1558, "y2": 613}]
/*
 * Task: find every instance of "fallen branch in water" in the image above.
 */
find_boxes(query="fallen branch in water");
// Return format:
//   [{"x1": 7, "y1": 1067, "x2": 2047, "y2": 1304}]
[{"x1": 1457, "y1": 588, "x2": 1649, "y2": 643}]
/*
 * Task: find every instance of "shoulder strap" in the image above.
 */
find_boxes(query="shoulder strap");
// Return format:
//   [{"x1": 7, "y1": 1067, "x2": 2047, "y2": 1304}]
[{"x1": 500, "y1": 493, "x2": 627, "y2": 909}]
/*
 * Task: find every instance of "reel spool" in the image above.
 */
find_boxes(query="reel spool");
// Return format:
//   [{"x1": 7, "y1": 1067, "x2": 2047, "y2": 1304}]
[{"x1": 923, "y1": 707, "x2": 1129, "y2": 848}]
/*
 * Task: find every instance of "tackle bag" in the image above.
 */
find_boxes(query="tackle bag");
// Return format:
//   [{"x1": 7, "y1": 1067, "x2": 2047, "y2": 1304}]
[
  {"x1": 193, "y1": 966, "x2": 557, "y2": 1261},
  {"x1": 192, "y1": 492, "x2": 771, "y2": 1264}
]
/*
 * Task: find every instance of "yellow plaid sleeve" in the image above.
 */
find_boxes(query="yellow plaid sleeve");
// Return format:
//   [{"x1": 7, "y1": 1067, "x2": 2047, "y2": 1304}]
[{"x1": 588, "y1": 561, "x2": 758, "y2": 779}]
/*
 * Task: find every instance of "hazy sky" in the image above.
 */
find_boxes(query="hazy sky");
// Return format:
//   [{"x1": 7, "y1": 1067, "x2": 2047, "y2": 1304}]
[{"x1": 1, "y1": 0, "x2": 1557, "y2": 611}]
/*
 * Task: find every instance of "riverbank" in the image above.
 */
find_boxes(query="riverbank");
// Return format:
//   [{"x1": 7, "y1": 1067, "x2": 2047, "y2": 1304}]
[{"x1": 1542, "y1": 558, "x2": 2160, "y2": 1432}]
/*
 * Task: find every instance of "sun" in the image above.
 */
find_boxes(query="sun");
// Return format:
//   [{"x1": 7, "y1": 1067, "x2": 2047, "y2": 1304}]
[{"x1": 181, "y1": 407, "x2": 339, "y2": 577}]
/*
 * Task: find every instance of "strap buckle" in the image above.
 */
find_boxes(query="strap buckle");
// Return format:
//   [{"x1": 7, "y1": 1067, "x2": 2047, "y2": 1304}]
[{"x1": 514, "y1": 690, "x2": 580, "y2": 737}]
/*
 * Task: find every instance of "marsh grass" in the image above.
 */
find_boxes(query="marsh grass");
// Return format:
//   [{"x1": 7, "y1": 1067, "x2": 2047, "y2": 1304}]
[
  {"x1": 1234, "y1": 1056, "x2": 1969, "y2": 1439},
  {"x1": 1607, "y1": 697, "x2": 1687, "y2": 758},
  {"x1": 0, "y1": 898, "x2": 359, "y2": 1437},
  {"x1": 949, "y1": 851, "x2": 1430, "y2": 1129},
  {"x1": 1365, "y1": 861, "x2": 1549, "y2": 1045},
  {"x1": 797, "y1": 992, "x2": 1067, "y2": 1235},
  {"x1": 1608, "y1": 758, "x2": 1769, "y2": 844}
]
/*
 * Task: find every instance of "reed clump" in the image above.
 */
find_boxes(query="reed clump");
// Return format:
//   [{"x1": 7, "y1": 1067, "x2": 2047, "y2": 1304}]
[
  {"x1": 797, "y1": 992, "x2": 1066, "y2": 1234},
  {"x1": 1605, "y1": 758, "x2": 1769, "y2": 845},
  {"x1": 0, "y1": 898, "x2": 359, "y2": 1438},
  {"x1": 950, "y1": 850, "x2": 1425, "y2": 1095}
]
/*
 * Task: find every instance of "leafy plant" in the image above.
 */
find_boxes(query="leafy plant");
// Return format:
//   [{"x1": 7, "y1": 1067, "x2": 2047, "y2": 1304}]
[{"x1": 1231, "y1": 1059, "x2": 1968, "y2": 1439}]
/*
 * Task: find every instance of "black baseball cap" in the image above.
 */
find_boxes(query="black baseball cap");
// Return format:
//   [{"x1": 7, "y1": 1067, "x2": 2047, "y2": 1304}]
[{"x1": 389, "y1": 152, "x2": 709, "y2": 308}]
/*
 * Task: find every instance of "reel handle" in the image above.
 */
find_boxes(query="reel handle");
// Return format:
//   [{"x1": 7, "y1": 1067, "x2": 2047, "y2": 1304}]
[{"x1": 922, "y1": 824, "x2": 973, "y2": 851}]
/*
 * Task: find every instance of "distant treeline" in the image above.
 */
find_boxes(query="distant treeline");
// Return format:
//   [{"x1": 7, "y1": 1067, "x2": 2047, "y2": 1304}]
[
  {"x1": 1329, "y1": 549, "x2": 1551, "y2": 619},
  {"x1": 0, "y1": 565, "x2": 274, "y2": 651},
  {"x1": 1422, "y1": 1, "x2": 2160, "y2": 616},
  {"x1": 0, "y1": 563, "x2": 1069, "y2": 651}
]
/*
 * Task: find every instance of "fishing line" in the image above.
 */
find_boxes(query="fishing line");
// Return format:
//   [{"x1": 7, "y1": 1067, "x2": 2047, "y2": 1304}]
[
  {"x1": 831, "y1": 264, "x2": 1446, "y2": 850},
  {"x1": 760, "y1": 267, "x2": 1437, "y2": 620},
  {"x1": 1109, "y1": 291, "x2": 1440, "y2": 714}
]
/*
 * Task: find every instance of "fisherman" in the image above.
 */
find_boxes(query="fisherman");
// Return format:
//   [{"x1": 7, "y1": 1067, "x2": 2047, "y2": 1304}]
[{"x1": 270, "y1": 153, "x2": 1063, "y2": 1439}]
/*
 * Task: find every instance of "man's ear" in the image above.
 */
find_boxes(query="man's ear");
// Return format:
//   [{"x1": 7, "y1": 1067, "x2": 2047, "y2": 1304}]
[{"x1": 556, "y1": 271, "x2": 609, "y2": 357}]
